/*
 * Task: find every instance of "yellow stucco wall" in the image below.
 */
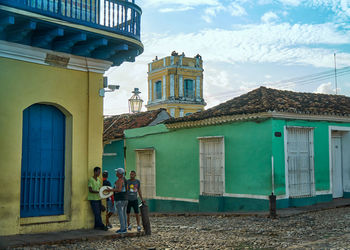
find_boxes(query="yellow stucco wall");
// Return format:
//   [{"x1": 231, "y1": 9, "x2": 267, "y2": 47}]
[{"x1": 0, "y1": 57, "x2": 104, "y2": 235}]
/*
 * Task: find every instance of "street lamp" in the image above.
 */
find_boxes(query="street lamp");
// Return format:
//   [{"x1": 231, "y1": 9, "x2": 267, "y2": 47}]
[{"x1": 128, "y1": 88, "x2": 143, "y2": 113}]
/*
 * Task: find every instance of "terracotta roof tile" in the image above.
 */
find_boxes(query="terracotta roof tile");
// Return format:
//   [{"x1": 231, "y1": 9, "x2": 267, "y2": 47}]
[
  {"x1": 104, "y1": 109, "x2": 167, "y2": 143},
  {"x1": 165, "y1": 86, "x2": 350, "y2": 124}
]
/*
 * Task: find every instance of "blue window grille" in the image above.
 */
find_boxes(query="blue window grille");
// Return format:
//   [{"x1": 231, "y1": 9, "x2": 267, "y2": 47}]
[
  {"x1": 20, "y1": 104, "x2": 66, "y2": 218},
  {"x1": 184, "y1": 79, "x2": 194, "y2": 99},
  {"x1": 155, "y1": 81, "x2": 162, "y2": 100}
]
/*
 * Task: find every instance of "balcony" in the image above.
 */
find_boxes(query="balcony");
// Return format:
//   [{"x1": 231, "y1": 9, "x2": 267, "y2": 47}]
[{"x1": 0, "y1": 0, "x2": 143, "y2": 65}]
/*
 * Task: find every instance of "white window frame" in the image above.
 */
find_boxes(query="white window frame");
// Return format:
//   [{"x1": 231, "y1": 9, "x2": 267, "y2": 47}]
[
  {"x1": 284, "y1": 126, "x2": 315, "y2": 198},
  {"x1": 198, "y1": 136, "x2": 225, "y2": 196},
  {"x1": 135, "y1": 149, "x2": 156, "y2": 199}
]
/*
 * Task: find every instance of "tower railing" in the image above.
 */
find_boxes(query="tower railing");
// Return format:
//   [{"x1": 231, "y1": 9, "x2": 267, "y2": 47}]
[{"x1": 0, "y1": 0, "x2": 141, "y2": 40}]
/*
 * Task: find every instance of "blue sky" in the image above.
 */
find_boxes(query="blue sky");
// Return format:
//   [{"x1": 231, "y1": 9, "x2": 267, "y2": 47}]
[{"x1": 104, "y1": 0, "x2": 350, "y2": 115}]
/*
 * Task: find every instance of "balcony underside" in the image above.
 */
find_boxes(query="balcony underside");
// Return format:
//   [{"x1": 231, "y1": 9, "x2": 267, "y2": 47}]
[{"x1": 0, "y1": 6, "x2": 143, "y2": 66}]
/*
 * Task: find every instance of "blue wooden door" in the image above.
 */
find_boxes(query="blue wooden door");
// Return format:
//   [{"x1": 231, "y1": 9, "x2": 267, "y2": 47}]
[{"x1": 20, "y1": 104, "x2": 66, "y2": 217}]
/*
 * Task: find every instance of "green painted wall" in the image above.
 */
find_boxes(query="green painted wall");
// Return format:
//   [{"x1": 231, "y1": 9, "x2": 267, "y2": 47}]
[
  {"x1": 125, "y1": 118, "x2": 350, "y2": 212},
  {"x1": 125, "y1": 120, "x2": 273, "y2": 200},
  {"x1": 102, "y1": 139, "x2": 125, "y2": 185},
  {"x1": 272, "y1": 119, "x2": 350, "y2": 195}
]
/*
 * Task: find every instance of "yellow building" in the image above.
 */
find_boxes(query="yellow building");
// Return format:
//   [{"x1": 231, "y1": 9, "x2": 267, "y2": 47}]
[
  {"x1": 146, "y1": 52, "x2": 206, "y2": 117},
  {"x1": 0, "y1": 1, "x2": 143, "y2": 236}
]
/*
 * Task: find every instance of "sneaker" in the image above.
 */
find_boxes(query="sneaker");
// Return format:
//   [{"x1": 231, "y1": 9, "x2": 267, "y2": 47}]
[
  {"x1": 116, "y1": 229, "x2": 127, "y2": 234},
  {"x1": 107, "y1": 223, "x2": 113, "y2": 229},
  {"x1": 137, "y1": 226, "x2": 141, "y2": 232},
  {"x1": 128, "y1": 225, "x2": 132, "y2": 231}
]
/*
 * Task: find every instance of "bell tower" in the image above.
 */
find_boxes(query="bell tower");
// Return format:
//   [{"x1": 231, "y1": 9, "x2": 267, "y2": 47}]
[{"x1": 146, "y1": 52, "x2": 206, "y2": 117}]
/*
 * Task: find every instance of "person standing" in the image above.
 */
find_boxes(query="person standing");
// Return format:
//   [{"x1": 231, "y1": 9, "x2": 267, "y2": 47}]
[
  {"x1": 113, "y1": 168, "x2": 128, "y2": 233},
  {"x1": 102, "y1": 170, "x2": 115, "y2": 228},
  {"x1": 88, "y1": 167, "x2": 108, "y2": 231},
  {"x1": 127, "y1": 170, "x2": 145, "y2": 232}
]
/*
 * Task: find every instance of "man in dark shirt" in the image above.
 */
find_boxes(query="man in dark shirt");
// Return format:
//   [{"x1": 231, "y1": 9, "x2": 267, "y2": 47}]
[
  {"x1": 127, "y1": 170, "x2": 144, "y2": 232},
  {"x1": 102, "y1": 171, "x2": 115, "y2": 228}
]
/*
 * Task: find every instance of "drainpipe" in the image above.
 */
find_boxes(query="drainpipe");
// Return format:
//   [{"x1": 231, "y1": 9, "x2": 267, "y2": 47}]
[{"x1": 269, "y1": 156, "x2": 277, "y2": 218}]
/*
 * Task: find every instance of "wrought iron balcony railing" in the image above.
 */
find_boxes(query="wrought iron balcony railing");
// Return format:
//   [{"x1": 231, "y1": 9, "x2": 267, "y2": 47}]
[{"x1": 0, "y1": 0, "x2": 141, "y2": 40}]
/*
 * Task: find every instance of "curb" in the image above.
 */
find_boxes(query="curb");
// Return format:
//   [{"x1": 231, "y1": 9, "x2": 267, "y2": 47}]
[{"x1": 0, "y1": 231, "x2": 145, "y2": 249}]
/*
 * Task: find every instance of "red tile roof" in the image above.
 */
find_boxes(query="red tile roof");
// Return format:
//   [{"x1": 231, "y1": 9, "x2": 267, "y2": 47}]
[
  {"x1": 104, "y1": 109, "x2": 167, "y2": 143},
  {"x1": 165, "y1": 86, "x2": 350, "y2": 124}
]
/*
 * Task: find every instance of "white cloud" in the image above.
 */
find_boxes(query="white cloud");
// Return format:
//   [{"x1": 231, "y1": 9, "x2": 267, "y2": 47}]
[
  {"x1": 202, "y1": 4, "x2": 225, "y2": 23},
  {"x1": 278, "y1": 0, "x2": 302, "y2": 6},
  {"x1": 104, "y1": 20, "x2": 350, "y2": 115},
  {"x1": 228, "y1": 2, "x2": 247, "y2": 16},
  {"x1": 139, "y1": 23, "x2": 350, "y2": 68},
  {"x1": 141, "y1": 0, "x2": 220, "y2": 7},
  {"x1": 159, "y1": 6, "x2": 194, "y2": 13},
  {"x1": 261, "y1": 11, "x2": 279, "y2": 23},
  {"x1": 314, "y1": 82, "x2": 337, "y2": 94},
  {"x1": 201, "y1": 2, "x2": 246, "y2": 23}
]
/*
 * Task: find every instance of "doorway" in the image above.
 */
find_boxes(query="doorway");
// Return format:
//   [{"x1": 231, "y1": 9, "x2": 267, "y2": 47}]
[
  {"x1": 135, "y1": 149, "x2": 155, "y2": 199},
  {"x1": 332, "y1": 134, "x2": 343, "y2": 198}
]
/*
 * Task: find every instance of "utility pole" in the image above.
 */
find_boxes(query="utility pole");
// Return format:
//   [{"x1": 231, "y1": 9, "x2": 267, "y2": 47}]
[{"x1": 334, "y1": 53, "x2": 338, "y2": 94}]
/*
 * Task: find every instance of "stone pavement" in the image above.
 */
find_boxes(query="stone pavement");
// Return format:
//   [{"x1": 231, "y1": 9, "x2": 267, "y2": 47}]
[
  {"x1": 0, "y1": 228, "x2": 144, "y2": 249},
  {"x1": 1, "y1": 198, "x2": 350, "y2": 249}
]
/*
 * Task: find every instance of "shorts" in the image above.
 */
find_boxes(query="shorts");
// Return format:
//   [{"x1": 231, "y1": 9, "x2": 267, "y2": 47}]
[
  {"x1": 127, "y1": 200, "x2": 139, "y2": 214},
  {"x1": 107, "y1": 200, "x2": 116, "y2": 213}
]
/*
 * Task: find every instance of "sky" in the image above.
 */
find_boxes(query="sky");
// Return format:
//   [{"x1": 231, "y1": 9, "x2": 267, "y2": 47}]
[{"x1": 103, "y1": 0, "x2": 350, "y2": 115}]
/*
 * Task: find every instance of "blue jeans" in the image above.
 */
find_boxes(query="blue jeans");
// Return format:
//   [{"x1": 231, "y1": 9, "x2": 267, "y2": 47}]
[
  {"x1": 90, "y1": 200, "x2": 104, "y2": 228},
  {"x1": 116, "y1": 200, "x2": 128, "y2": 231}
]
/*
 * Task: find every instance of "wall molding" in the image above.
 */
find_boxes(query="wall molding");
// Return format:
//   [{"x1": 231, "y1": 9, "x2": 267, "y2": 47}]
[{"x1": 0, "y1": 40, "x2": 112, "y2": 73}]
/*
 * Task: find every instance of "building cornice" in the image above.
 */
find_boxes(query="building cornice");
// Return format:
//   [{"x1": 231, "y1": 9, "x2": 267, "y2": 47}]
[
  {"x1": 148, "y1": 65, "x2": 204, "y2": 75},
  {"x1": 165, "y1": 111, "x2": 350, "y2": 129},
  {"x1": 0, "y1": 40, "x2": 112, "y2": 73},
  {"x1": 147, "y1": 99, "x2": 206, "y2": 107}
]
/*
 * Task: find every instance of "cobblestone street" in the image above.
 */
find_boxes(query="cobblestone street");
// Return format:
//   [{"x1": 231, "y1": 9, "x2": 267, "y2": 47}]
[{"x1": 15, "y1": 206, "x2": 350, "y2": 249}]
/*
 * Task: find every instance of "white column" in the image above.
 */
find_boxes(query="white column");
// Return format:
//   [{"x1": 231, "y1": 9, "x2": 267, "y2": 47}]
[
  {"x1": 149, "y1": 80, "x2": 152, "y2": 102},
  {"x1": 179, "y1": 75, "x2": 183, "y2": 97},
  {"x1": 162, "y1": 75, "x2": 166, "y2": 100},
  {"x1": 163, "y1": 57, "x2": 166, "y2": 67},
  {"x1": 153, "y1": 81, "x2": 157, "y2": 100},
  {"x1": 170, "y1": 74, "x2": 174, "y2": 97},
  {"x1": 196, "y1": 76, "x2": 201, "y2": 100}
]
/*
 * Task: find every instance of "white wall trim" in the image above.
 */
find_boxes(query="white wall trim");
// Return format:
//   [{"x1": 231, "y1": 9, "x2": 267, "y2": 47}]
[
  {"x1": 316, "y1": 190, "x2": 332, "y2": 195},
  {"x1": 0, "y1": 40, "x2": 112, "y2": 73},
  {"x1": 223, "y1": 193, "x2": 288, "y2": 200},
  {"x1": 154, "y1": 196, "x2": 199, "y2": 203}
]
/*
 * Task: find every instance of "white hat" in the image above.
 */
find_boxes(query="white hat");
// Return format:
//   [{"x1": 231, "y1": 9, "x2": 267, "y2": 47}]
[
  {"x1": 99, "y1": 186, "x2": 113, "y2": 199},
  {"x1": 115, "y1": 168, "x2": 125, "y2": 175}
]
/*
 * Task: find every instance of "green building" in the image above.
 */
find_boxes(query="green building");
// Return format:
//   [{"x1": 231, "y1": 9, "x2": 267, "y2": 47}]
[
  {"x1": 124, "y1": 87, "x2": 350, "y2": 212},
  {"x1": 103, "y1": 109, "x2": 170, "y2": 185}
]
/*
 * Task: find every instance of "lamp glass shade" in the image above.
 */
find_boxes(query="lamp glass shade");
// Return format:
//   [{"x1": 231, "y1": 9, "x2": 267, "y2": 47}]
[{"x1": 129, "y1": 96, "x2": 143, "y2": 113}]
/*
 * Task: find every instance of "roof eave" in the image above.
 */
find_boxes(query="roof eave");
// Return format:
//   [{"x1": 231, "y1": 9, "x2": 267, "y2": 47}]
[{"x1": 165, "y1": 111, "x2": 350, "y2": 129}]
